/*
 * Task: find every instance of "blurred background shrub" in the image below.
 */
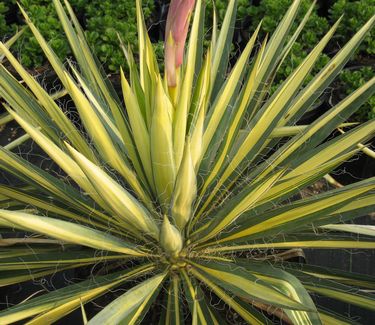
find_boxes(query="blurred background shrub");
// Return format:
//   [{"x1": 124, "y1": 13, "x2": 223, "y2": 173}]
[{"x1": 0, "y1": 0, "x2": 373, "y2": 120}]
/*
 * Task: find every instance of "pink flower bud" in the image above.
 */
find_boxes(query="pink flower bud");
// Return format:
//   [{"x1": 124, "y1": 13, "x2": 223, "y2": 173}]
[{"x1": 165, "y1": 0, "x2": 196, "y2": 87}]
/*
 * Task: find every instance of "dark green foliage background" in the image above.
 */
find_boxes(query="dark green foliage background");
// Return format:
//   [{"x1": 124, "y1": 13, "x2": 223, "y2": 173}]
[
  {"x1": 0, "y1": 0, "x2": 374, "y2": 120},
  {"x1": 0, "y1": 0, "x2": 157, "y2": 70}
]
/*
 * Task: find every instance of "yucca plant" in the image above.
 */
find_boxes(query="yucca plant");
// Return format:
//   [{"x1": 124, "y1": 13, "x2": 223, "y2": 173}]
[{"x1": 0, "y1": 0, "x2": 374, "y2": 323}]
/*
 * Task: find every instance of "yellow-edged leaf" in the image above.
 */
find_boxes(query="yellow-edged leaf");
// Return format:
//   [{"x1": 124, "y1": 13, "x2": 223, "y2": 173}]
[
  {"x1": 202, "y1": 22, "x2": 261, "y2": 157},
  {"x1": 171, "y1": 139, "x2": 197, "y2": 230},
  {"x1": 6, "y1": 109, "x2": 110, "y2": 210},
  {"x1": 66, "y1": 144, "x2": 159, "y2": 239},
  {"x1": 193, "y1": 170, "x2": 284, "y2": 243},
  {"x1": 64, "y1": 73, "x2": 150, "y2": 203},
  {"x1": 87, "y1": 272, "x2": 166, "y2": 325},
  {"x1": 151, "y1": 77, "x2": 176, "y2": 209},
  {"x1": 120, "y1": 69, "x2": 154, "y2": 191},
  {"x1": 0, "y1": 209, "x2": 145, "y2": 256},
  {"x1": 173, "y1": 0, "x2": 203, "y2": 169}
]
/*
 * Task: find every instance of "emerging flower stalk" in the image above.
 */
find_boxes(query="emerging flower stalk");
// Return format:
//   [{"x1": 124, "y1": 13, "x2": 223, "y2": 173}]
[{"x1": 165, "y1": 0, "x2": 196, "y2": 87}]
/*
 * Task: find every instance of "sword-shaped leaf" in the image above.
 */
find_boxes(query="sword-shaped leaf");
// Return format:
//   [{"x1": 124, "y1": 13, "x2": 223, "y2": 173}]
[
  {"x1": 210, "y1": 0, "x2": 237, "y2": 99},
  {"x1": 199, "y1": 17, "x2": 341, "y2": 213},
  {"x1": 192, "y1": 170, "x2": 283, "y2": 243},
  {"x1": 320, "y1": 224, "x2": 375, "y2": 237},
  {"x1": 0, "y1": 27, "x2": 25, "y2": 61},
  {"x1": 0, "y1": 264, "x2": 155, "y2": 324},
  {"x1": 151, "y1": 78, "x2": 176, "y2": 210},
  {"x1": 121, "y1": 69, "x2": 154, "y2": 191},
  {"x1": 64, "y1": 74, "x2": 150, "y2": 203},
  {"x1": 286, "y1": 267, "x2": 375, "y2": 311},
  {"x1": 173, "y1": 0, "x2": 203, "y2": 169},
  {"x1": 0, "y1": 249, "x2": 125, "y2": 271},
  {"x1": 0, "y1": 42, "x2": 95, "y2": 162},
  {"x1": 88, "y1": 272, "x2": 166, "y2": 325},
  {"x1": 0, "y1": 148, "x2": 108, "y2": 222},
  {"x1": 6, "y1": 109, "x2": 111, "y2": 211},
  {"x1": 235, "y1": 259, "x2": 321, "y2": 324},
  {"x1": 189, "y1": 260, "x2": 310, "y2": 311},
  {"x1": 186, "y1": 267, "x2": 272, "y2": 324},
  {"x1": 67, "y1": 144, "x2": 159, "y2": 239},
  {"x1": 163, "y1": 276, "x2": 184, "y2": 325},
  {"x1": 0, "y1": 182, "x2": 120, "y2": 234},
  {"x1": 0, "y1": 209, "x2": 145, "y2": 256},
  {"x1": 205, "y1": 234, "x2": 375, "y2": 253},
  {"x1": 181, "y1": 270, "x2": 227, "y2": 325},
  {"x1": 172, "y1": 139, "x2": 197, "y2": 230},
  {"x1": 214, "y1": 178, "x2": 375, "y2": 243}
]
